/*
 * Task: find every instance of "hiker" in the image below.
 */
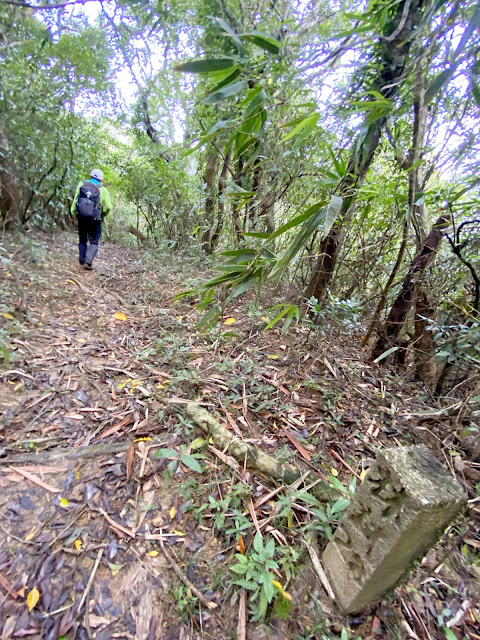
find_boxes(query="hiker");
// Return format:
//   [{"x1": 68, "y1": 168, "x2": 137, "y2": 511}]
[{"x1": 71, "y1": 168, "x2": 112, "y2": 270}]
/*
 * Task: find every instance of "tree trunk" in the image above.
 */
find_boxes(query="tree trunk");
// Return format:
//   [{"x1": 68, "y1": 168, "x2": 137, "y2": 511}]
[
  {"x1": 362, "y1": 219, "x2": 409, "y2": 346},
  {"x1": 200, "y1": 148, "x2": 219, "y2": 253},
  {"x1": 413, "y1": 288, "x2": 437, "y2": 390},
  {"x1": 0, "y1": 118, "x2": 22, "y2": 228},
  {"x1": 304, "y1": 0, "x2": 426, "y2": 301},
  {"x1": 232, "y1": 156, "x2": 245, "y2": 243},
  {"x1": 372, "y1": 212, "x2": 451, "y2": 359},
  {"x1": 209, "y1": 149, "x2": 231, "y2": 252}
]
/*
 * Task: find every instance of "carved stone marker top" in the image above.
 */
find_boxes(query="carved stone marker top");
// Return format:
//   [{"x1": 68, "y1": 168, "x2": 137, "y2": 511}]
[
  {"x1": 379, "y1": 445, "x2": 466, "y2": 507},
  {"x1": 322, "y1": 445, "x2": 467, "y2": 614}
]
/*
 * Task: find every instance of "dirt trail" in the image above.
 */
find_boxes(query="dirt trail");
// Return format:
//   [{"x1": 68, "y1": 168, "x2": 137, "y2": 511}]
[{"x1": 0, "y1": 232, "x2": 223, "y2": 639}]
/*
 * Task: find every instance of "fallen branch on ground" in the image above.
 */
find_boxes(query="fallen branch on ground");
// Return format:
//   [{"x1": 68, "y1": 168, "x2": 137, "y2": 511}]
[
  {"x1": 186, "y1": 403, "x2": 336, "y2": 500},
  {"x1": 0, "y1": 442, "x2": 130, "y2": 465}
]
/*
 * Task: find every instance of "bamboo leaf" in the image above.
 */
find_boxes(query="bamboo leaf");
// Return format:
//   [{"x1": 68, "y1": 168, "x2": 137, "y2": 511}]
[
  {"x1": 238, "y1": 31, "x2": 281, "y2": 54},
  {"x1": 215, "y1": 17, "x2": 245, "y2": 52},
  {"x1": 244, "y1": 88, "x2": 267, "y2": 119},
  {"x1": 282, "y1": 113, "x2": 319, "y2": 142},
  {"x1": 269, "y1": 196, "x2": 342, "y2": 283},
  {"x1": 175, "y1": 58, "x2": 236, "y2": 73},
  {"x1": 195, "y1": 305, "x2": 222, "y2": 331},
  {"x1": 373, "y1": 346, "x2": 399, "y2": 363},
  {"x1": 208, "y1": 68, "x2": 242, "y2": 94},
  {"x1": 267, "y1": 200, "x2": 326, "y2": 241},
  {"x1": 202, "y1": 80, "x2": 248, "y2": 104},
  {"x1": 425, "y1": 67, "x2": 456, "y2": 104}
]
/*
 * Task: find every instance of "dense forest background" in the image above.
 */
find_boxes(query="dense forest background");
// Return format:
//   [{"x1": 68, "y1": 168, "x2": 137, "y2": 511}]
[{"x1": 1, "y1": 0, "x2": 479, "y2": 395}]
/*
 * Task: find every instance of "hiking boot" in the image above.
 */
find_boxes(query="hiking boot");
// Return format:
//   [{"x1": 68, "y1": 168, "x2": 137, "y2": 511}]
[{"x1": 84, "y1": 263, "x2": 93, "y2": 271}]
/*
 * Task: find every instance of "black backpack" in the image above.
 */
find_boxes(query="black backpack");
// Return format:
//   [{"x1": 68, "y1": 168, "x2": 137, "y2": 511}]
[{"x1": 76, "y1": 180, "x2": 101, "y2": 220}]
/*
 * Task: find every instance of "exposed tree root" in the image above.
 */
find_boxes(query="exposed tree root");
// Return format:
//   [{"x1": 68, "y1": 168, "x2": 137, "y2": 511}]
[{"x1": 187, "y1": 402, "x2": 336, "y2": 500}]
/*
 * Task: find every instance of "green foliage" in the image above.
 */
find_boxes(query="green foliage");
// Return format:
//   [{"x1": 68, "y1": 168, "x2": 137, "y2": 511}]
[
  {"x1": 230, "y1": 533, "x2": 280, "y2": 620},
  {"x1": 154, "y1": 447, "x2": 205, "y2": 474}
]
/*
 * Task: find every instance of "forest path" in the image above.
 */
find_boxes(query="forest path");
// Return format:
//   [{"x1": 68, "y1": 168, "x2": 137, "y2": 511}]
[{"x1": 0, "y1": 231, "x2": 217, "y2": 639}]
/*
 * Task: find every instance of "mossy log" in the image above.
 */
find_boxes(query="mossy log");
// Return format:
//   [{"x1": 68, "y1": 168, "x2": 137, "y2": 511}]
[{"x1": 187, "y1": 403, "x2": 335, "y2": 500}]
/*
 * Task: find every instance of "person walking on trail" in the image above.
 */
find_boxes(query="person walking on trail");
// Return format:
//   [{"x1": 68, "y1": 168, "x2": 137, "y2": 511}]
[{"x1": 71, "y1": 168, "x2": 112, "y2": 270}]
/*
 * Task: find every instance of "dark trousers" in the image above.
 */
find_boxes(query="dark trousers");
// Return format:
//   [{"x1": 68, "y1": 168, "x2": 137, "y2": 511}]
[{"x1": 78, "y1": 216, "x2": 102, "y2": 265}]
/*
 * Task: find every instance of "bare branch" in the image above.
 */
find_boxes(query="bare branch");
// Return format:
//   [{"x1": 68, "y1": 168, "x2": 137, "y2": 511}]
[{"x1": 0, "y1": 0, "x2": 100, "y2": 10}]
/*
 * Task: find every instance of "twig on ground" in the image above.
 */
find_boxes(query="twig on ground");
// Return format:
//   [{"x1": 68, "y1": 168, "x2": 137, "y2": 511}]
[
  {"x1": 302, "y1": 535, "x2": 336, "y2": 601},
  {"x1": 0, "y1": 572, "x2": 19, "y2": 599},
  {"x1": 78, "y1": 548, "x2": 104, "y2": 613},
  {"x1": 159, "y1": 543, "x2": 217, "y2": 610},
  {"x1": 9, "y1": 466, "x2": 60, "y2": 493},
  {"x1": 330, "y1": 448, "x2": 362, "y2": 481},
  {"x1": 237, "y1": 590, "x2": 246, "y2": 640}
]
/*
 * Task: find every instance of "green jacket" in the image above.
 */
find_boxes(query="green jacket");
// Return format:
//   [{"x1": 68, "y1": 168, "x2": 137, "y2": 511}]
[{"x1": 71, "y1": 180, "x2": 113, "y2": 217}]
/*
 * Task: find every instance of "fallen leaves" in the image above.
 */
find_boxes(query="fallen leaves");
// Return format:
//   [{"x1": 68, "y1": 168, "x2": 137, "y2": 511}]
[
  {"x1": 26, "y1": 587, "x2": 40, "y2": 611},
  {"x1": 113, "y1": 312, "x2": 128, "y2": 321},
  {"x1": 223, "y1": 317, "x2": 236, "y2": 325}
]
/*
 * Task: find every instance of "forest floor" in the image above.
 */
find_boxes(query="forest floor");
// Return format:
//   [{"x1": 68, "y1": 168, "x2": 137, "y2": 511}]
[{"x1": 0, "y1": 230, "x2": 479, "y2": 640}]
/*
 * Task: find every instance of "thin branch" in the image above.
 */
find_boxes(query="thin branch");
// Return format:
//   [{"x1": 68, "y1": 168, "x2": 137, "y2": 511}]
[{"x1": 0, "y1": 0, "x2": 100, "y2": 9}]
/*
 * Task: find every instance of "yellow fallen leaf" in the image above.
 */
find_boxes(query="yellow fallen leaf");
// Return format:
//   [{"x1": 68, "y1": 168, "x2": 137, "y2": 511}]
[
  {"x1": 113, "y1": 312, "x2": 127, "y2": 321},
  {"x1": 173, "y1": 530, "x2": 185, "y2": 536},
  {"x1": 117, "y1": 380, "x2": 128, "y2": 390},
  {"x1": 156, "y1": 383, "x2": 165, "y2": 389},
  {"x1": 223, "y1": 317, "x2": 236, "y2": 325},
  {"x1": 190, "y1": 437, "x2": 205, "y2": 451},
  {"x1": 27, "y1": 587, "x2": 40, "y2": 611},
  {"x1": 24, "y1": 531, "x2": 36, "y2": 542},
  {"x1": 360, "y1": 469, "x2": 367, "y2": 481},
  {"x1": 130, "y1": 379, "x2": 143, "y2": 389},
  {"x1": 74, "y1": 539, "x2": 82, "y2": 551},
  {"x1": 176, "y1": 316, "x2": 184, "y2": 321},
  {"x1": 272, "y1": 580, "x2": 293, "y2": 601},
  {"x1": 330, "y1": 468, "x2": 339, "y2": 477},
  {"x1": 59, "y1": 497, "x2": 69, "y2": 508},
  {"x1": 108, "y1": 562, "x2": 124, "y2": 575},
  {"x1": 267, "y1": 354, "x2": 279, "y2": 359},
  {"x1": 134, "y1": 437, "x2": 152, "y2": 443},
  {"x1": 76, "y1": 338, "x2": 86, "y2": 343},
  {"x1": 146, "y1": 550, "x2": 159, "y2": 557},
  {"x1": 2, "y1": 312, "x2": 14, "y2": 319},
  {"x1": 66, "y1": 279, "x2": 77, "y2": 285},
  {"x1": 169, "y1": 506, "x2": 177, "y2": 521},
  {"x1": 74, "y1": 470, "x2": 81, "y2": 480},
  {"x1": 261, "y1": 316, "x2": 269, "y2": 322}
]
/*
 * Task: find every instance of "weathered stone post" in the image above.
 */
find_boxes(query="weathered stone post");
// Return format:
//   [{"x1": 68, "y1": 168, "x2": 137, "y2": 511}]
[{"x1": 322, "y1": 445, "x2": 467, "y2": 613}]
